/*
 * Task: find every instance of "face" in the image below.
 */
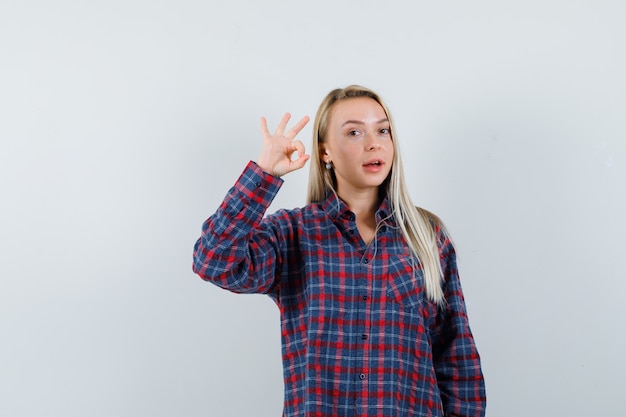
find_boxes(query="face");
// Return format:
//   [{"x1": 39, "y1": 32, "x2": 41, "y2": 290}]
[{"x1": 322, "y1": 97, "x2": 394, "y2": 196}]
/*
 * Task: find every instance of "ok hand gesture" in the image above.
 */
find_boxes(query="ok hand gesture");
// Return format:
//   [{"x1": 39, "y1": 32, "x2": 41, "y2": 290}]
[{"x1": 257, "y1": 113, "x2": 310, "y2": 177}]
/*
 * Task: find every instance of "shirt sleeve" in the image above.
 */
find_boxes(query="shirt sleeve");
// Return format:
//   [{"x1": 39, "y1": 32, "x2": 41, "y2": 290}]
[
  {"x1": 427, "y1": 232, "x2": 487, "y2": 417},
  {"x1": 192, "y1": 161, "x2": 285, "y2": 296}
]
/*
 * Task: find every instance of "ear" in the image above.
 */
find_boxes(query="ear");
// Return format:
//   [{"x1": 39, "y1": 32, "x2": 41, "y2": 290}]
[{"x1": 319, "y1": 145, "x2": 330, "y2": 162}]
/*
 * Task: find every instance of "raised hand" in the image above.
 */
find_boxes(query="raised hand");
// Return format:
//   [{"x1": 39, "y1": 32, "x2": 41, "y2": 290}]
[{"x1": 257, "y1": 113, "x2": 310, "y2": 177}]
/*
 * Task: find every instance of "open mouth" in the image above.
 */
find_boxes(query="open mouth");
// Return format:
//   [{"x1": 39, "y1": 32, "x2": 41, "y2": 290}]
[{"x1": 364, "y1": 160, "x2": 383, "y2": 166}]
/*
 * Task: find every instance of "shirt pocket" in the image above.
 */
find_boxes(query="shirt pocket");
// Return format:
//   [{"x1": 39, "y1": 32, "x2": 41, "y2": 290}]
[{"x1": 385, "y1": 255, "x2": 426, "y2": 311}]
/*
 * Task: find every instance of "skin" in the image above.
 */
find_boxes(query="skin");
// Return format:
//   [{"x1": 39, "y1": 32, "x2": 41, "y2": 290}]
[
  {"x1": 257, "y1": 97, "x2": 394, "y2": 244},
  {"x1": 321, "y1": 98, "x2": 394, "y2": 207},
  {"x1": 257, "y1": 113, "x2": 310, "y2": 178}
]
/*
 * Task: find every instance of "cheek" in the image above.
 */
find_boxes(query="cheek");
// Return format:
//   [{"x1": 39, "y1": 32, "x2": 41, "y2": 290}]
[{"x1": 336, "y1": 144, "x2": 359, "y2": 161}]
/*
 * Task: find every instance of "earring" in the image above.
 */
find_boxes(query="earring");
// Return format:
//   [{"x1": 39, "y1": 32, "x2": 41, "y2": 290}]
[{"x1": 325, "y1": 162, "x2": 332, "y2": 170}]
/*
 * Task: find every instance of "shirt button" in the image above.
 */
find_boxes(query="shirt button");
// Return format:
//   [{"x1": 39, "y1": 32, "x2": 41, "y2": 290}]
[
  {"x1": 256, "y1": 182, "x2": 261, "y2": 187},
  {"x1": 361, "y1": 334, "x2": 368, "y2": 340},
  {"x1": 359, "y1": 373, "x2": 366, "y2": 380},
  {"x1": 363, "y1": 258, "x2": 369, "y2": 264},
  {"x1": 362, "y1": 295, "x2": 368, "y2": 301}
]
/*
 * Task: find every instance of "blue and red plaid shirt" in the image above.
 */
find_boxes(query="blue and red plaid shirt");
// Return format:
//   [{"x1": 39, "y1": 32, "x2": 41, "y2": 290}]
[{"x1": 193, "y1": 161, "x2": 486, "y2": 417}]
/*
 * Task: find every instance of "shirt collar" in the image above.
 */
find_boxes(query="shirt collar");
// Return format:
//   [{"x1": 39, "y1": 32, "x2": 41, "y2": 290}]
[
  {"x1": 319, "y1": 191, "x2": 397, "y2": 226},
  {"x1": 375, "y1": 196, "x2": 395, "y2": 225},
  {"x1": 320, "y1": 191, "x2": 351, "y2": 221}
]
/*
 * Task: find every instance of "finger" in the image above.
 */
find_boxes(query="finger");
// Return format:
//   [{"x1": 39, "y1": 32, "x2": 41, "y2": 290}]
[
  {"x1": 260, "y1": 117, "x2": 270, "y2": 138},
  {"x1": 290, "y1": 151, "x2": 310, "y2": 171},
  {"x1": 275, "y1": 112, "x2": 291, "y2": 136},
  {"x1": 291, "y1": 139, "x2": 307, "y2": 160},
  {"x1": 285, "y1": 115, "x2": 310, "y2": 140}
]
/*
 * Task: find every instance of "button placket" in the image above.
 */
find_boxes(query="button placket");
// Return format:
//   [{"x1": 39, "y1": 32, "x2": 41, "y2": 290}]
[{"x1": 356, "y1": 242, "x2": 373, "y2": 402}]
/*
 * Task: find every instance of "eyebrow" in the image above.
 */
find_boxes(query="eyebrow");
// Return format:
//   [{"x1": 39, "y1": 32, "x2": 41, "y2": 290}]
[{"x1": 341, "y1": 118, "x2": 389, "y2": 127}]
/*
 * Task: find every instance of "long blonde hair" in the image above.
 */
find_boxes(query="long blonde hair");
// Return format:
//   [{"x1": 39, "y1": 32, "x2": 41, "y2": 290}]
[{"x1": 306, "y1": 85, "x2": 447, "y2": 304}]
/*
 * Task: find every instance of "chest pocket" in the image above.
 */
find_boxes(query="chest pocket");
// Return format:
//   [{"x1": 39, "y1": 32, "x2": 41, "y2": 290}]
[{"x1": 385, "y1": 255, "x2": 426, "y2": 311}]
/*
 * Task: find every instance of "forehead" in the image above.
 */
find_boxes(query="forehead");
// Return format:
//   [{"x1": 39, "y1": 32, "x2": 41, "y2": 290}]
[{"x1": 329, "y1": 97, "x2": 387, "y2": 124}]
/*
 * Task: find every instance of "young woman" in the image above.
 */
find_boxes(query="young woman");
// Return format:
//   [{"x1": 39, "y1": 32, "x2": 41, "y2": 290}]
[{"x1": 193, "y1": 85, "x2": 486, "y2": 417}]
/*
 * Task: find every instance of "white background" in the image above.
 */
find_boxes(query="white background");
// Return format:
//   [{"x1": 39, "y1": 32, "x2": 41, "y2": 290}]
[{"x1": 1, "y1": 1, "x2": 625, "y2": 416}]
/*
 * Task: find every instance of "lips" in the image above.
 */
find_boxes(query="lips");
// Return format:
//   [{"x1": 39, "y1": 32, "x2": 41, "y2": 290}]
[
  {"x1": 363, "y1": 159, "x2": 383, "y2": 167},
  {"x1": 363, "y1": 159, "x2": 385, "y2": 173}
]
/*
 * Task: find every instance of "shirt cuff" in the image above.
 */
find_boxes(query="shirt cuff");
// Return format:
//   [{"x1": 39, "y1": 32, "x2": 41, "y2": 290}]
[{"x1": 233, "y1": 161, "x2": 284, "y2": 204}]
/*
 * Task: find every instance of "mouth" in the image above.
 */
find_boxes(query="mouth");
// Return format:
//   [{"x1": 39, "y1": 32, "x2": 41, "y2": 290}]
[
  {"x1": 363, "y1": 159, "x2": 383, "y2": 167},
  {"x1": 363, "y1": 159, "x2": 385, "y2": 173}
]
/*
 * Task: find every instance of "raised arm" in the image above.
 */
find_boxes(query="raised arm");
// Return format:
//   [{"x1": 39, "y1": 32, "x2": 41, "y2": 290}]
[{"x1": 192, "y1": 113, "x2": 310, "y2": 295}]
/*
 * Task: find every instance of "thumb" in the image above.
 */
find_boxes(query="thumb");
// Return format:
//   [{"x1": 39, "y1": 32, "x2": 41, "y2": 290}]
[{"x1": 288, "y1": 140, "x2": 310, "y2": 171}]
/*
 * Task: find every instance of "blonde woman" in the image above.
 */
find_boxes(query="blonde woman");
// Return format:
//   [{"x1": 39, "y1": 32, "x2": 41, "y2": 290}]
[{"x1": 193, "y1": 85, "x2": 486, "y2": 417}]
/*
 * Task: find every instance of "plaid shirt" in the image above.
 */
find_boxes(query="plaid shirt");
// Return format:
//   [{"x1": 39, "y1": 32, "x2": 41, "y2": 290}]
[{"x1": 193, "y1": 162, "x2": 486, "y2": 417}]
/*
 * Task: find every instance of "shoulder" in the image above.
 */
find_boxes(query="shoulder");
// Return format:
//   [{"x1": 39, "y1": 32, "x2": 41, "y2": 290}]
[
  {"x1": 416, "y1": 206, "x2": 444, "y2": 228},
  {"x1": 416, "y1": 206, "x2": 454, "y2": 252},
  {"x1": 415, "y1": 206, "x2": 448, "y2": 237}
]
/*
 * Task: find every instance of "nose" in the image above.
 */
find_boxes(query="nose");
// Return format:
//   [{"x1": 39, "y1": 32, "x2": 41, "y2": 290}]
[{"x1": 365, "y1": 135, "x2": 382, "y2": 151}]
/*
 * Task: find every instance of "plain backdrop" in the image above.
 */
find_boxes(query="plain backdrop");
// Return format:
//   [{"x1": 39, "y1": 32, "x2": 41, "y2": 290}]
[{"x1": 1, "y1": 1, "x2": 625, "y2": 416}]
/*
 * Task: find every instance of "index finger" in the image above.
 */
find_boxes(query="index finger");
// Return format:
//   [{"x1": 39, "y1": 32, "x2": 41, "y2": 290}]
[
  {"x1": 260, "y1": 117, "x2": 270, "y2": 138},
  {"x1": 285, "y1": 115, "x2": 310, "y2": 140}
]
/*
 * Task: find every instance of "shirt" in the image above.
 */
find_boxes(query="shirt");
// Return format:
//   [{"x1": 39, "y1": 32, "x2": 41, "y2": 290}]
[{"x1": 193, "y1": 161, "x2": 486, "y2": 417}]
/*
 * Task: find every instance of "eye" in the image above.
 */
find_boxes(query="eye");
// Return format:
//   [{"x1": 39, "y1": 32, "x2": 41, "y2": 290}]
[
  {"x1": 347, "y1": 129, "x2": 361, "y2": 137},
  {"x1": 380, "y1": 127, "x2": 391, "y2": 135}
]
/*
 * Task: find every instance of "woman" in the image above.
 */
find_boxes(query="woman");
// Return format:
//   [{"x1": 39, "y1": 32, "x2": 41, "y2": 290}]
[{"x1": 193, "y1": 85, "x2": 486, "y2": 416}]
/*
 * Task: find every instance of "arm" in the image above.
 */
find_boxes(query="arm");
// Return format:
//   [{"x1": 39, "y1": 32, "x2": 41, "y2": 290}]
[
  {"x1": 192, "y1": 161, "x2": 285, "y2": 294},
  {"x1": 192, "y1": 113, "x2": 310, "y2": 295},
  {"x1": 428, "y1": 233, "x2": 487, "y2": 417}
]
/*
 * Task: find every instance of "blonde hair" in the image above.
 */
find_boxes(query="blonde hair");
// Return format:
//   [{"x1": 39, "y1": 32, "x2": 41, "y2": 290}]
[{"x1": 307, "y1": 85, "x2": 448, "y2": 304}]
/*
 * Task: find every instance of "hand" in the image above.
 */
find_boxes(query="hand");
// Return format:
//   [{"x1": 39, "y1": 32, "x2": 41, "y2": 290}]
[{"x1": 257, "y1": 113, "x2": 310, "y2": 177}]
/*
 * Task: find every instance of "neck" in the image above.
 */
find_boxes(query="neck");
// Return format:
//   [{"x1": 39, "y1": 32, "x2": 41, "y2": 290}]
[
  {"x1": 337, "y1": 187, "x2": 380, "y2": 220},
  {"x1": 337, "y1": 187, "x2": 381, "y2": 245}
]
